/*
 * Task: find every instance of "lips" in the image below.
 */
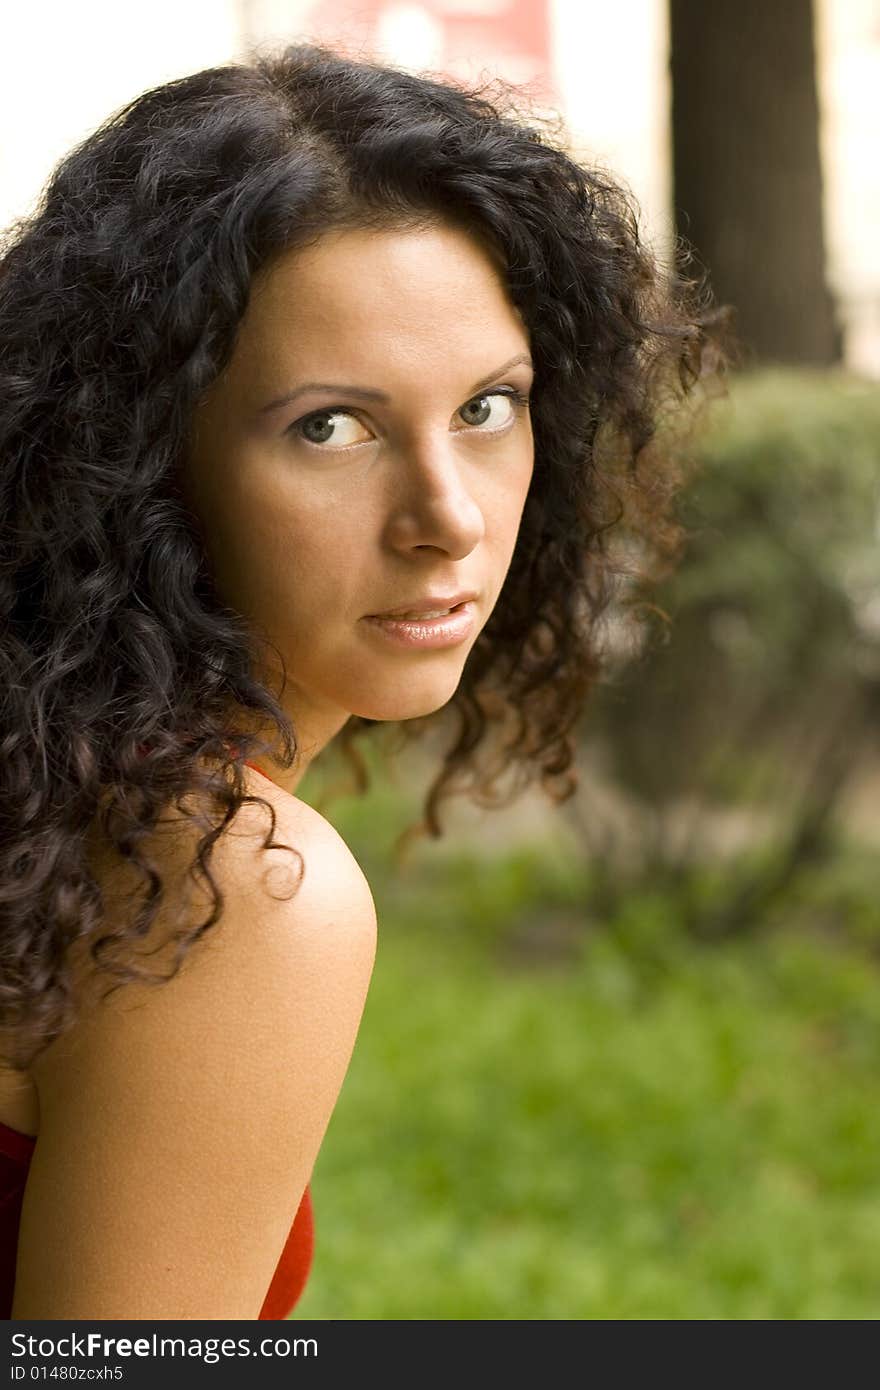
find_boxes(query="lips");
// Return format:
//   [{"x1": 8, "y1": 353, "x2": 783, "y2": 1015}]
[
  {"x1": 363, "y1": 601, "x2": 477, "y2": 649},
  {"x1": 367, "y1": 591, "x2": 477, "y2": 619},
  {"x1": 388, "y1": 604, "x2": 457, "y2": 620}
]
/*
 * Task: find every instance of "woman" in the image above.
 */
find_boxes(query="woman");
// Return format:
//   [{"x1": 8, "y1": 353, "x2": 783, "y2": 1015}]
[{"x1": 0, "y1": 43, "x2": 728, "y2": 1319}]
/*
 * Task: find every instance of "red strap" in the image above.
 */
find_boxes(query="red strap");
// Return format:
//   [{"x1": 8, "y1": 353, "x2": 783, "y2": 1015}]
[{"x1": 258, "y1": 1186, "x2": 315, "y2": 1319}]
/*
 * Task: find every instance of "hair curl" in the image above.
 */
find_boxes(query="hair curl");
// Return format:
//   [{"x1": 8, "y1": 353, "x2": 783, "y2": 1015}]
[{"x1": 0, "y1": 41, "x2": 732, "y2": 1068}]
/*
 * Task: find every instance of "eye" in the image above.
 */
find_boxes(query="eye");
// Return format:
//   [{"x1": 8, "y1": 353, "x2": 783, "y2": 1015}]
[
  {"x1": 289, "y1": 409, "x2": 374, "y2": 449},
  {"x1": 457, "y1": 388, "x2": 531, "y2": 432}
]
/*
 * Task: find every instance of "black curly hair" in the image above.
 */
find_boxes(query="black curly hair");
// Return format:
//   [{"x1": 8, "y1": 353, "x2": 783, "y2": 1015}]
[{"x1": 0, "y1": 41, "x2": 732, "y2": 1068}]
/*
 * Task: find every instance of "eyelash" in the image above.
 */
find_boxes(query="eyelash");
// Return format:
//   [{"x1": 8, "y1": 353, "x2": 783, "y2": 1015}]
[{"x1": 287, "y1": 387, "x2": 532, "y2": 449}]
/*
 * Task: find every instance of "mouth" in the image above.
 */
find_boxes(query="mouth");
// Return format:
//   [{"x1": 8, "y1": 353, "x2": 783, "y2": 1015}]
[
  {"x1": 362, "y1": 600, "x2": 477, "y2": 648},
  {"x1": 366, "y1": 590, "x2": 478, "y2": 620},
  {"x1": 368, "y1": 600, "x2": 468, "y2": 621}
]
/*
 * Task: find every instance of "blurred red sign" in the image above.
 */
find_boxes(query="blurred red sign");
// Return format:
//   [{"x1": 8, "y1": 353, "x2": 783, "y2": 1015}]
[{"x1": 296, "y1": 0, "x2": 556, "y2": 102}]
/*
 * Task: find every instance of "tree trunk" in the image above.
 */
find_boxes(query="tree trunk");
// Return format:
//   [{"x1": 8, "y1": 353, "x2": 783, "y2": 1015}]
[{"x1": 669, "y1": 0, "x2": 841, "y2": 365}]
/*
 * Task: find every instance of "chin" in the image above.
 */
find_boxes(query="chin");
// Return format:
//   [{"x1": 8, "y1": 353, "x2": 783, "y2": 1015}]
[{"x1": 348, "y1": 672, "x2": 465, "y2": 723}]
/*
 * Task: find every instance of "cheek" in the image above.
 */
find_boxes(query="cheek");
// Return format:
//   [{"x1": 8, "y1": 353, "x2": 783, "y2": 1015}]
[
  {"x1": 251, "y1": 501, "x2": 369, "y2": 635},
  {"x1": 493, "y1": 446, "x2": 534, "y2": 537}
]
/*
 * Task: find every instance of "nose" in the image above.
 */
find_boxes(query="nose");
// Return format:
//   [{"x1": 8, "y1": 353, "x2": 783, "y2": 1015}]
[{"x1": 383, "y1": 436, "x2": 486, "y2": 558}]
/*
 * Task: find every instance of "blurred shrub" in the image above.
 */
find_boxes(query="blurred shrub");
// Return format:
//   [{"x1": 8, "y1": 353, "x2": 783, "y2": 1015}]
[{"x1": 571, "y1": 367, "x2": 880, "y2": 936}]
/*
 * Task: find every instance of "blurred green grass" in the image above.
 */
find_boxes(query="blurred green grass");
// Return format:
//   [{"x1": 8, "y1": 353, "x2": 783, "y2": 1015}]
[{"x1": 289, "y1": 801, "x2": 880, "y2": 1320}]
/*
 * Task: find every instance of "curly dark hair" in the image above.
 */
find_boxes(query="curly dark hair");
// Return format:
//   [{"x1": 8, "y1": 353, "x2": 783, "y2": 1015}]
[{"x1": 0, "y1": 41, "x2": 731, "y2": 1068}]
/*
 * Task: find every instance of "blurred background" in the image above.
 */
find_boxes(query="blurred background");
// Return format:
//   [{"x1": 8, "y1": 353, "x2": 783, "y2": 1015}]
[{"x1": 4, "y1": 1, "x2": 879, "y2": 1318}]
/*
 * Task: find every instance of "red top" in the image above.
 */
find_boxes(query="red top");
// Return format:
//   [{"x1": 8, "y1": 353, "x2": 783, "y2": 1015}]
[{"x1": 0, "y1": 759, "x2": 314, "y2": 1319}]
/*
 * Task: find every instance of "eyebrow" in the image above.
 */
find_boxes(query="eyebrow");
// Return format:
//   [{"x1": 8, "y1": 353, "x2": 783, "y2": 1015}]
[{"x1": 258, "y1": 352, "x2": 534, "y2": 415}]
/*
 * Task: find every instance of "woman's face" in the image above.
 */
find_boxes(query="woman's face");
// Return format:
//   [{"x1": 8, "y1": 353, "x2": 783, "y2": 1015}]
[{"x1": 184, "y1": 220, "x2": 534, "y2": 775}]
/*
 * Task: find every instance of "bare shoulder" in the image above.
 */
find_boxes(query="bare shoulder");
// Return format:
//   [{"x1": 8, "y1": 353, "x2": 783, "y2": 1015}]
[
  {"x1": 35, "y1": 769, "x2": 378, "y2": 1086},
  {"x1": 16, "y1": 772, "x2": 376, "y2": 1319},
  {"x1": 226, "y1": 767, "x2": 377, "y2": 933}
]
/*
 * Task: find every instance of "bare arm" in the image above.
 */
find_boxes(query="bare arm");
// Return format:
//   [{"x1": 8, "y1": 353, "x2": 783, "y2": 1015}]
[{"x1": 12, "y1": 796, "x2": 376, "y2": 1320}]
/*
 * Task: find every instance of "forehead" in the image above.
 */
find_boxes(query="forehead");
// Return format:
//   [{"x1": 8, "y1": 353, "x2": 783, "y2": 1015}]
[{"x1": 233, "y1": 222, "x2": 529, "y2": 378}]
